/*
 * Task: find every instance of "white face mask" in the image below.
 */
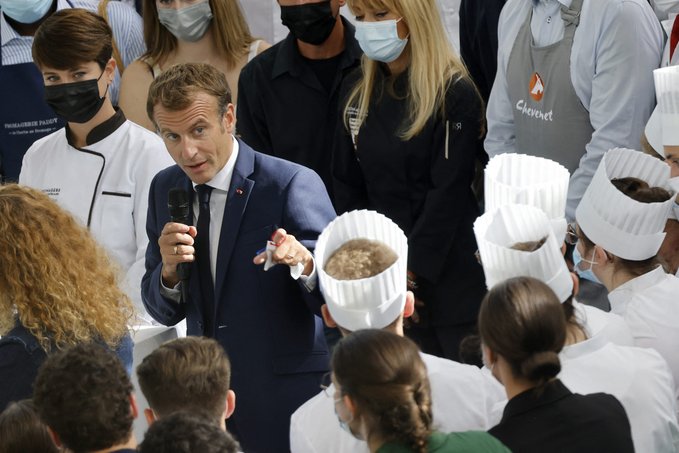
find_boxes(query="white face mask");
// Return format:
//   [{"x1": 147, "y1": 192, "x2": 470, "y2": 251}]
[
  {"x1": 354, "y1": 18, "x2": 408, "y2": 63},
  {"x1": 157, "y1": 0, "x2": 213, "y2": 43}
]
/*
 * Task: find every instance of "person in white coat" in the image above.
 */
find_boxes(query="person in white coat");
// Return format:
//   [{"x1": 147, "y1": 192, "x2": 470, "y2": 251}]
[
  {"x1": 482, "y1": 153, "x2": 632, "y2": 342},
  {"x1": 289, "y1": 210, "x2": 505, "y2": 453},
  {"x1": 18, "y1": 9, "x2": 173, "y2": 323},
  {"x1": 477, "y1": 203, "x2": 679, "y2": 452},
  {"x1": 485, "y1": 0, "x2": 663, "y2": 221},
  {"x1": 575, "y1": 147, "x2": 679, "y2": 402}
]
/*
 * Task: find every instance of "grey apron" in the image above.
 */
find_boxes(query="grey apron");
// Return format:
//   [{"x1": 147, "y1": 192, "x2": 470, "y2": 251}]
[{"x1": 507, "y1": 0, "x2": 593, "y2": 173}]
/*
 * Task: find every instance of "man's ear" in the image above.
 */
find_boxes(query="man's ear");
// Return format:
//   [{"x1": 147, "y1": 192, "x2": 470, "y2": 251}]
[
  {"x1": 403, "y1": 291, "x2": 415, "y2": 318},
  {"x1": 129, "y1": 394, "x2": 139, "y2": 420},
  {"x1": 225, "y1": 389, "x2": 236, "y2": 420},
  {"x1": 223, "y1": 103, "x2": 236, "y2": 134},
  {"x1": 105, "y1": 57, "x2": 117, "y2": 83},
  {"x1": 144, "y1": 408, "x2": 156, "y2": 426},
  {"x1": 321, "y1": 304, "x2": 338, "y2": 328},
  {"x1": 47, "y1": 426, "x2": 62, "y2": 448}
]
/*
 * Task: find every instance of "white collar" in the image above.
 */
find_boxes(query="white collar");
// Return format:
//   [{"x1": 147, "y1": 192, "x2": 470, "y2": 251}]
[
  {"x1": 560, "y1": 331, "x2": 608, "y2": 360},
  {"x1": 532, "y1": 0, "x2": 572, "y2": 9},
  {"x1": 608, "y1": 266, "x2": 668, "y2": 313},
  {"x1": 191, "y1": 135, "x2": 239, "y2": 193}
]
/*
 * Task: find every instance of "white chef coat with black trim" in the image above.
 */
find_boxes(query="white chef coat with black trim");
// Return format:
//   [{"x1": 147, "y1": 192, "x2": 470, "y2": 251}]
[{"x1": 19, "y1": 111, "x2": 174, "y2": 322}]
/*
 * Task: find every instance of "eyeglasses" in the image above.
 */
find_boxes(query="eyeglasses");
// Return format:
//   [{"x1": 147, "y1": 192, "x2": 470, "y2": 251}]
[{"x1": 565, "y1": 223, "x2": 579, "y2": 246}]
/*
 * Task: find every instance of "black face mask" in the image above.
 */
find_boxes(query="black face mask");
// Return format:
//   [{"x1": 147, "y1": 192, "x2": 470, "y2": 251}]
[
  {"x1": 44, "y1": 72, "x2": 107, "y2": 124},
  {"x1": 280, "y1": 1, "x2": 336, "y2": 46}
]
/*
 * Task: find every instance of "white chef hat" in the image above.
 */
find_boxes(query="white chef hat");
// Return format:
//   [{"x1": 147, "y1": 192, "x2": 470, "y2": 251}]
[
  {"x1": 473, "y1": 204, "x2": 573, "y2": 302},
  {"x1": 575, "y1": 148, "x2": 676, "y2": 260},
  {"x1": 315, "y1": 210, "x2": 408, "y2": 331},
  {"x1": 485, "y1": 153, "x2": 570, "y2": 242},
  {"x1": 652, "y1": 66, "x2": 679, "y2": 154}
]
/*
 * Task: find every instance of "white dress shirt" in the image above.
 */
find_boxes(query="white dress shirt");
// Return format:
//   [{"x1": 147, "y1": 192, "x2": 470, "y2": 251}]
[
  {"x1": 609, "y1": 266, "x2": 679, "y2": 405},
  {"x1": 289, "y1": 351, "x2": 506, "y2": 453},
  {"x1": 650, "y1": 0, "x2": 679, "y2": 21},
  {"x1": 485, "y1": 0, "x2": 663, "y2": 220},
  {"x1": 560, "y1": 333, "x2": 679, "y2": 452}
]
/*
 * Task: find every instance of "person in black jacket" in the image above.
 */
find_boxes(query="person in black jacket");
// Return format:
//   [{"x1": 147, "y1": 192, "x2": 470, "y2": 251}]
[
  {"x1": 480, "y1": 277, "x2": 634, "y2": 453},
  {"x1": 333, "y1": 0, "x2": 486, "y2": 361}
]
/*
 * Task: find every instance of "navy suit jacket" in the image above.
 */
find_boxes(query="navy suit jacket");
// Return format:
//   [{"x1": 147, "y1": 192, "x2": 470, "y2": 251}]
[{"x1": 142, "y1": 139, "x2": 335, "y2": 452}]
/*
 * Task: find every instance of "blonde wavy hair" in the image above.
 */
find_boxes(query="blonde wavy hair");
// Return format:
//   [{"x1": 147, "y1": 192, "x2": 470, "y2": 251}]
[
  {"x1": 142, "y1": 0, "x2": 255, "y2": 68},
  {"x1": 0, "y1": 184, "x2": 133, "y2": 351},
  {"x1": 344, "y1": 0, "x2": 468, "y2": 140}
]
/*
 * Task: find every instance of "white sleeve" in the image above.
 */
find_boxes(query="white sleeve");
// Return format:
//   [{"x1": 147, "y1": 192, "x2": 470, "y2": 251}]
[{"x1": 566, "y1": 0, "x2": 663, "y2": 219}]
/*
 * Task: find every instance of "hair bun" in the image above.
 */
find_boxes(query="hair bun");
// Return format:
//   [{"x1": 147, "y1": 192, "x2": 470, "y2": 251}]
[{"x1": 520, "y1": 351, "x2": 561, "y2": 381}]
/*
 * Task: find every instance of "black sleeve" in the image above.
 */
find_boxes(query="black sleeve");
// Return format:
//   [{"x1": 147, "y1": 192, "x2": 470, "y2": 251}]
[
  {"x1": 407, "y1": 77, "x2": 483, "y2": 283},
  {"x1": 236, "y1": 61, "x2": 274, "y2": 154},
  {"x1": 331, "y1": 74, "x2": 370, "y2": 214}
]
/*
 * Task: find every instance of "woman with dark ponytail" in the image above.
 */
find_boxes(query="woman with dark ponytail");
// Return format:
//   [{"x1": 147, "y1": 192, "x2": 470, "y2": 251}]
[
  {"x1": 331, "y1": 329, "x2": 509, "y2": 452},
  {"x1": 481, "y1": 277, "x2": 634, "y2": 453}
]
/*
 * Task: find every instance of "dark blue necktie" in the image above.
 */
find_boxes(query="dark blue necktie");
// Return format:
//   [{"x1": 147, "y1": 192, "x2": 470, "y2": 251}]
[{"x1": 195, "y1": 184, "x2": 215, "y2": 337}]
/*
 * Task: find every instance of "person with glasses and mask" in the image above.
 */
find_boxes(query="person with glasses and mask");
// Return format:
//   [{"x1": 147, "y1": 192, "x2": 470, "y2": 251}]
[
  {"x1": 574, "y1": 147, "x2": 679, "y2": 406},
  {"x1": 0, "y1": 0, "x2": 144, "y2": 183},
  {"x1": 237, "y1": 0, "x2": 362, "y2": 203},
  {"x1": 19, "y1": 9, "x2": 173, "y2": 324},
  {"x1": 331, "y1": 329, "x2": 510, "y2": 453},
  {"x1": 120, "y1": 0, "x2": 270, "y2": 131},
  {"x1": 333, "y1": 0, "x2": 486, "y2": 361}
]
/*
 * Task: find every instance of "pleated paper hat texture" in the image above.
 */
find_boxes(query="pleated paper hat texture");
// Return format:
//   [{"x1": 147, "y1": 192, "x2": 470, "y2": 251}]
[
  {"x1": 653, "y1": 66, "x2": 679, "y2": 150},
  {"x1": 315, "y1": 210, "x2": 408, "y2": 331},
  {"x1": 576, "y1": 148, "x2": 676, "y2": 261},
  {"x1": 485, "y1": 153, "x2": 570, "y2": 242},
  {"x1": 474, "y1": 204, "x2": 573, "y2": 302}
]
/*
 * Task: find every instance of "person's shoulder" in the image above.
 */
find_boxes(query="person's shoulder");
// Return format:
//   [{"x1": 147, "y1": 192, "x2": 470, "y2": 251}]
[
  {"x1": 242, "y1": 40, "x2": 283, "y2": 76},
  {"x1": 252, "y1": 147, "x2": 321, "y2": 181},
  {"x1": 572, "y1": 389, "x2": 626, "y2": 413},
  {"x1": 24, "y1": 128, "x2": 67, "y2": 157},
  {"x1": 291, "y1": 390, "x2": 328, "y2": 424},
  {"x1": 439, "y1": 431, "x2": 511, "y2": 452}
]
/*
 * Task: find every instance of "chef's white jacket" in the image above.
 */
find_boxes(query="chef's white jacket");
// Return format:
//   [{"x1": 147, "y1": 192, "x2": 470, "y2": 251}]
[
  {"x1": 573, "y1": 300, "x2": 634, "y2": 346},
  {"x1": 289, "y1": 352, "x2": 506, "y2": 453},
  {"x1": 20, "y1": 118, "x2": 174, "y2": 322},
  {"x1": 560, "y1": 333, "x2": 679, "y2": 452}
]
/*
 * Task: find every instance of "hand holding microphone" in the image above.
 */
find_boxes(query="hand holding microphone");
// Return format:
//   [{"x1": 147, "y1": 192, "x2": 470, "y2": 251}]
[{"x1": 161, "y1": 189, "x2": 196, "y2": 289}]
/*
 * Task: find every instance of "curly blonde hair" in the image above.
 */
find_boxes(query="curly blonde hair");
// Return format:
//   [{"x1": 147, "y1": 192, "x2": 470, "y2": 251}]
[{"x1": 0, "y1": 184, "x2": 133, "y2": 351}]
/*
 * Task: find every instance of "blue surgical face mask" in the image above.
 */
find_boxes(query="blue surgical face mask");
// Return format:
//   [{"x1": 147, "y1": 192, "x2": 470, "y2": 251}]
[
  {"x1": 157, "y1": 0, "x2": 213, "y2": 43},
  {"x1": 354, "y1": 18, "x2": 408, "y2": 63},
  {"x1": 0, "y1": 0, "x2": 53, "y2": 24},
  {"x1": 573, "y1": 244, "x2": 602, "y2": 285},
  {"x1": 334, "y1": 396, "x2": 364, "y2": 440},
  {"x1": 673, "y1": 201, "x2": 679, "y2": 222}
]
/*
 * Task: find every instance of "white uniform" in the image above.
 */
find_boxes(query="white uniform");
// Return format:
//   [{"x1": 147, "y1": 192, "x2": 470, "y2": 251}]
[
  {"x1": 651, "y1": 0, "x2": 679, "y2": 21},
  {"x1": 289, "y1": 352, "x2": 505, "y2": 453},
  {"x1": 560, "y1": 333, "x2": 679, "y2": 452},
  {"x1": 573, "y1": 300, "x2": 634, "y2": 346},
  {"x1": 19, "y1": 115, "x2": 174, "y2": 322},
  {"x1": 608, "y1": 266, "x2": 679, "y2": 404}
]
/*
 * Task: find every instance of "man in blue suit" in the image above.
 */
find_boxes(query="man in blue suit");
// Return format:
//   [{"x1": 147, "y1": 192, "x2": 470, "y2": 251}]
[{"x1": 141, "y1": 63, "x2": 335, "y2": 452}]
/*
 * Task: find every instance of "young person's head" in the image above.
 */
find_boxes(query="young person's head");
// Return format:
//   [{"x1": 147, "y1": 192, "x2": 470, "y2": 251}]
[
  {"x1": 143, "y1": 0, "x2": 254, "y2": 67},
  {"x1": 344, "y1": 0, "x2": 469, "y2": 140},
  {"x1": 479, "y1": 277, "x2": 566, "y2": 394},
  {"x1": 0, "y1": 184, "x2": 132, "y2": 351},
  {"x1": 0, "y1": 399, "x2": 58, "y2": 453},
  {"x1": 315, "y1": 210, "x2": 412, "y2": 335},
  {"x1": 137, "y1": 336, "x2": 235, "y2": 429},
  {"x1": 332, "y1": 329, "x2": 432, "y2": 453},
  {"x1": 139, "y1": 411, "x2": 240, "y2": 453},
  {"x1": 147, "y1": 62, "x2": 235, "y2": 184},
  {"x1": 575, "y1": 148, "x2": 676, "y2": 290},
  {"x1": 32, "y1": 343, "x2": 137, "y2": 452},
  {"x1": 32, "y1": 9, "x2": 115, "y2": 124}
]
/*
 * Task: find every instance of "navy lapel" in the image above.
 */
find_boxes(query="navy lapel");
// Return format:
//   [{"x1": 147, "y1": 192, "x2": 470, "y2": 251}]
[{"x1": 213, "y1": 140, "x2": 256, "y2": 303}]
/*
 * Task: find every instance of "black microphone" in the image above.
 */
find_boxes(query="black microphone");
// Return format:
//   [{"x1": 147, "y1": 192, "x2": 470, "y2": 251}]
[{"x1": 168, "y1": 188, "x2": 191, "y2": 300}]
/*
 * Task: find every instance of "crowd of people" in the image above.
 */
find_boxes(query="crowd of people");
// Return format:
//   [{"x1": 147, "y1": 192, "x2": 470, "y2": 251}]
[{"x1": 1, "y1": 0, "x2": 679, "y2": 452}]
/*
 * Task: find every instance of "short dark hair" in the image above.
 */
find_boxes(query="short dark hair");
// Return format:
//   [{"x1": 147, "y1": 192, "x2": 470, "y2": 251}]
[
  {"x1": 139, "y1": 412, "x2": 240, "y2": 453},
  {"x1": 147, "y1": 63, "x2": 232, "y2": 127},
  {"x1": 478, "y1": 277, "x2": 566, "y2": 386},
  {"x1": 136, "y1": 337, "x2": 231, "y2": 425},
  {"x1": 32, "y1": 344, "x2": 134, "y2": 452},
  {"x1": 0, "y1": 399, "x2": 58, "y2": 453},
  {"x1": 32, "y1": 9, "x2": 113, "y2": 70}
]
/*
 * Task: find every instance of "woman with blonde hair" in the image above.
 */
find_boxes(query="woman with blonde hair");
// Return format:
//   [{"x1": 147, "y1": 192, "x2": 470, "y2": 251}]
[
  {"x1": 119, "y1": 0, "x2": 269, "y2": 130},
  {"x1": 332, "y1": 329, "x2": 509, "y2": 452},
  {"x1": 333, "y1": 0, "x2": 486, "y2": 360},
  {"x1": 0, "y1": 184, "x2": 134, "y2": 411}
]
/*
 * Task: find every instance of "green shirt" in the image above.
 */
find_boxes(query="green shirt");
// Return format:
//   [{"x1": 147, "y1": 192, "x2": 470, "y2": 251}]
[{"x1": 376, "y1": 431, "x2": 511, "y2": 453}]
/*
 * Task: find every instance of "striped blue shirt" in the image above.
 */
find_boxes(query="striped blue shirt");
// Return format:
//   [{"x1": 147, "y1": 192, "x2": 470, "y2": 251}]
[{"x1": 0, "y1": 0, "x2": 146, "y2": 104}]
